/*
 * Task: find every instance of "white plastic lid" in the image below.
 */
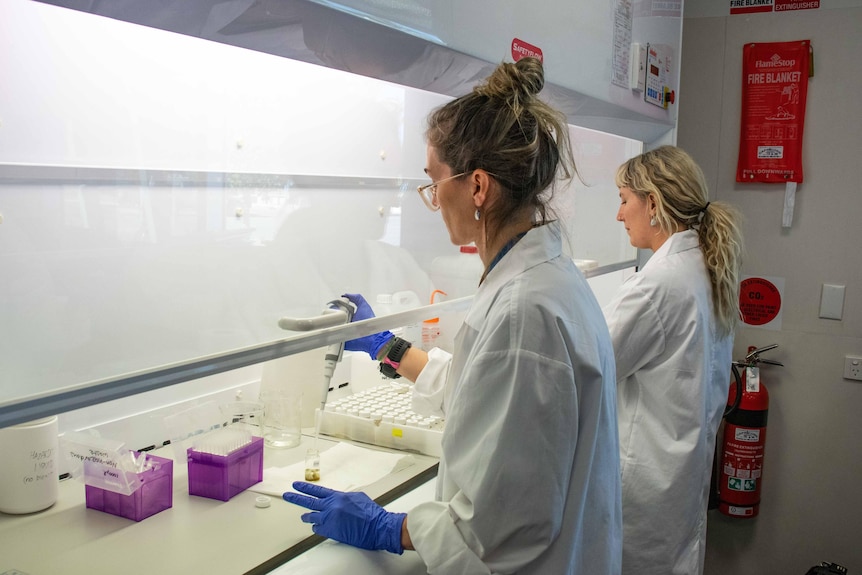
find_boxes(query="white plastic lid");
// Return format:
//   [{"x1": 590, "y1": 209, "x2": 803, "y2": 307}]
[{"x1": 11, "y1": 416, "x2": 57, "y2": 428}]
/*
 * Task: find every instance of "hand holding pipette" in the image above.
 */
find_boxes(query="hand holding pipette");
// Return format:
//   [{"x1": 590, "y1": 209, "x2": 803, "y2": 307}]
[{"x1": 340, "y1": 293, "x2": 395, "y2": 360}]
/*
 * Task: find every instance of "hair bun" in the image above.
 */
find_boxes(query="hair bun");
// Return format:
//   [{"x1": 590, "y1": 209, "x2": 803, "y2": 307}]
[{"x1": 477, "y1": 57, "x2": 545, "y2": 102}]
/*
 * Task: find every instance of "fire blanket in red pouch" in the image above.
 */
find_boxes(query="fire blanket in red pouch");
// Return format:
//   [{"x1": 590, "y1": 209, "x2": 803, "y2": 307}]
[{"x1": 736, "y1": 40, "x2": 810, "y2": 183}]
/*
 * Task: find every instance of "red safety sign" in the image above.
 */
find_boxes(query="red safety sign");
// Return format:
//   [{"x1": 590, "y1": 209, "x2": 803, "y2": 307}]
[
  {"x1": 736, "y1": 40, "x2": 810, "y2": 184},
  {"x1": 774, "y1": 0, "x2": 820, "y2": 11},
  {"x1": 730, "y1": 0, "x2": 774, "y2": 15},
  {"x1": 730, "y1": 0, "x2": 820, "y2": 14},
  {"x1": 740, "y1": 277, "x2": 782, "y2": 326},
  {"x1": 511, "y1": 38, "x2": 543, "y2": 63}
]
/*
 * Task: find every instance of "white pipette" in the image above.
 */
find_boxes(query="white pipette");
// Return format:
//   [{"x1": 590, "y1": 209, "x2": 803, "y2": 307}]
[
  {"x1": 278, "y1": 297, "x2": 356, "y2": 448},
  {"x1": 316, "y1": 298, "x2": 355, "y2": 447}
]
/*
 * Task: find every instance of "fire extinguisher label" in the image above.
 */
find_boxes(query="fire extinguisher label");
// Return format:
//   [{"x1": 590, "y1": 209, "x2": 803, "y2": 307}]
[
  {"x1": 727, "y1": 505, "x2": 755, "y2": 517},
  {"x1": 727, "y1": 477, "x2": 758, "y2": 492},
  {"x1": 734, "y1": 428, "x2": 761, "y2": 442},
  {"x1": 746, "y1": 366, "x2": 761, "y2": 392},
  {"x1": 722, "y1": 424, "x2": 765, "y2": 495},
  {"x1": 729, "y1": 465, "x2": 762, "y2": 479}
]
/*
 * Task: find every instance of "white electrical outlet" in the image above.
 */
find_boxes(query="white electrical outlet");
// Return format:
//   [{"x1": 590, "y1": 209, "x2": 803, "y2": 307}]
[{"x1": 844, "y1": 355, "x2": 862, "y2": 381}]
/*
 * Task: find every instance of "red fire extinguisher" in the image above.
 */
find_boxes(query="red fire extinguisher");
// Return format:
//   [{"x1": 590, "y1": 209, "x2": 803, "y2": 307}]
[{"x1": 716, "y1": 344, "x2": 783, "y2": 518}]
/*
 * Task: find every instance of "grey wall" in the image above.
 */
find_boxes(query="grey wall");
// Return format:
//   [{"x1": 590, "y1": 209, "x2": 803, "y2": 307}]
[{"x1": 678, "y1": 4, "x2": 862, "y2": 573}]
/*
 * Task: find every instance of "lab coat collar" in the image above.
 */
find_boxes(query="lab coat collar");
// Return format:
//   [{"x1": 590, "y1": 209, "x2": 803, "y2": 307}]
[
  {"x1": 643, "y1": 229, "x2": 699, "y2": 269},
  {"x1": 464, "y1": 221, "x2": 563, "y2": 330}
]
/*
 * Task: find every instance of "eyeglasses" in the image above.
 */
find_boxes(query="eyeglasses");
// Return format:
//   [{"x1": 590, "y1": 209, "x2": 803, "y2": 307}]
[{"x1": 417, "y1": 172, "x2": 468, "y2": 212}]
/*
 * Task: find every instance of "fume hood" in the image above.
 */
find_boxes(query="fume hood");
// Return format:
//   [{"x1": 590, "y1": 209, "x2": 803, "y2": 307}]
[
  {"x1": 0, "y1": 0, "x2": 682, "y2": 572},
  {"x1": 34, "y1": 0, "x2": 682, "y2": 143}
]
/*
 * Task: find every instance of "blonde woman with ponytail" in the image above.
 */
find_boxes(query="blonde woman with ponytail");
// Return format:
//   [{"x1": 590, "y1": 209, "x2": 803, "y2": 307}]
[{"x1": 604, "y1": 145, "x2": 743, "y2": 575}]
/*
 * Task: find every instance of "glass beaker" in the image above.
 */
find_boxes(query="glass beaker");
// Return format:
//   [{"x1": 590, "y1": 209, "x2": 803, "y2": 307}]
[
  {"x1": 261, "y1": 389, "x2": 302, "y2": 449},
  {"x1": 220, "y1": 401, "x2": 265, "y2": 436}
]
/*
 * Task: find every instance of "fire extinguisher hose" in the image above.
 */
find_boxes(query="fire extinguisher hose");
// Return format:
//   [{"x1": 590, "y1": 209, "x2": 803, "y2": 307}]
[{"x1": 724, "y1": 363, "x2": 744, "y2": 417}]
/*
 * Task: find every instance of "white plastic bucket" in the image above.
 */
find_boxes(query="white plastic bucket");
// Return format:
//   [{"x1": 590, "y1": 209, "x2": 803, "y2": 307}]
[{"x1": 0, "y1": 416, "x2": 59, "y2": 514}]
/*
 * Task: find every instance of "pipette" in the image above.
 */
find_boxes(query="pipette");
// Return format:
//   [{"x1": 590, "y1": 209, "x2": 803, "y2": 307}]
[
  {"x1": 278, "y1": 297, "x2": 356, "y2": 449},
  {"x1": 317, "y1": 298, "x2": 355, "y2": 446}
]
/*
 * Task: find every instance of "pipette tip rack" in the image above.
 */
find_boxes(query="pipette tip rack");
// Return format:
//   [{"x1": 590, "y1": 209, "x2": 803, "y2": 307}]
[{"x1": 187, "y1": 435, "x2": 264, "y2": 501}]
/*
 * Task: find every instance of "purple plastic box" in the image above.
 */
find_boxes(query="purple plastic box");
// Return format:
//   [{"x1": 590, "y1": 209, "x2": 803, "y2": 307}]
[
  {"x1": 187, "y1": 436, "x2": 263, "y2": 501},
  {"x1": 85, "y1": 453, "x2": 173, "y2": 522}
]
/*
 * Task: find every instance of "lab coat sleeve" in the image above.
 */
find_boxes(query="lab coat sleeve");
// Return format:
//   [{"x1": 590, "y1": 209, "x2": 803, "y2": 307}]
[
  {"x1": 412, "y1": 347, "x2": 452, "y2": 418},
  {"x1": 603, "y1": 280, "x2": 666, "y2": 381},
  {"x1": 407, "y1": 347, "x2": 577, "y2": 574}
]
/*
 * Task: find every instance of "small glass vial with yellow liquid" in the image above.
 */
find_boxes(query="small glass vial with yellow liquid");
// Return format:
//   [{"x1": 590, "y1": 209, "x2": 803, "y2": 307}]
[{"x1": 304, "y1": 449, "x2": 320, "y2": 482}]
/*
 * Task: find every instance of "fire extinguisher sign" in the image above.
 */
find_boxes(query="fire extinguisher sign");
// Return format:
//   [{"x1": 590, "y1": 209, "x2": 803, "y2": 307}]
[
  {"x1": 723, "y1": 429, "x2": 765, "y2": 491},
  {"x1": 739, "y1": 275, "x2": 784, "y2": 330},
  {"x1": 735, "y1": 427, "x2": 761, "y2": 442},
  {"x1": 727, "y1": 477, "x2": 758, "y2": 492}
]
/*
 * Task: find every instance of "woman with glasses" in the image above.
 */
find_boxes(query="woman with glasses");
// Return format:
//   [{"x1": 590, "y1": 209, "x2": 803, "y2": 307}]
[{"x1": 284, "y1": 57, "x2": 622, "y2": 574}]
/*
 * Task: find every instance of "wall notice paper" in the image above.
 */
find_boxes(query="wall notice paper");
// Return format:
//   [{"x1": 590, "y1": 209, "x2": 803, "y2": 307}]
[
  {"x1": 611, "y1": 0, "x2": 633, "y2": 89},
  {"x1": 736, "y1": 40, "x2": 810, "y2": 228},
  {"x1": 251, "y1": 442, "x2": 415, "y2": 496}
]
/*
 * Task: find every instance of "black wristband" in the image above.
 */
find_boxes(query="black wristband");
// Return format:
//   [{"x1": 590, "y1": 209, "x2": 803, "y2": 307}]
[{"x1": 379, "y1": 337, "x2": 412, "y2": 379}]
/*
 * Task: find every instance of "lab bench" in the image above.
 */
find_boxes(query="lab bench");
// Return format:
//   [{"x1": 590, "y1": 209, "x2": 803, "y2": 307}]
[
  {"x1": 275, "y1": 476, "x2": 436, "y2": 575},
  {"x1": 0, "y1": 433, "x2": 438, "y2": 575}
]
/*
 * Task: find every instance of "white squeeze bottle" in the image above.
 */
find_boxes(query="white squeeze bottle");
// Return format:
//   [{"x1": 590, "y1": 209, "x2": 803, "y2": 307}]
[
  {"x1": 429, "y1": 245, "x2": 484, "y2": 300},
  {"x1": 428, "y1": 245, "x2": 484, "y2": 352}
]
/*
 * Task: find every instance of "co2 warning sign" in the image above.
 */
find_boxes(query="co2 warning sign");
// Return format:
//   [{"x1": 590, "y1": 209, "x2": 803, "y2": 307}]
[{"x1": 740, "y1": 276, "x2": 784, "y2": 329}]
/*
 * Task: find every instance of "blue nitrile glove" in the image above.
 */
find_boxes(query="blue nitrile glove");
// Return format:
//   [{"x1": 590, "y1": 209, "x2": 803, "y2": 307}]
[
  {"x1": 283, "y1": 481, "x2": 407, "y2": 554},
  {"x1": 341, "y1": 293, "x2": 394, "y2": 360}
]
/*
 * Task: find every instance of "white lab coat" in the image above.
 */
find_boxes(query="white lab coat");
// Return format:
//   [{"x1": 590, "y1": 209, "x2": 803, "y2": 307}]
[
  {"x1": 603, "y1": 230, "x2": 733, "y2": 575},
  {"x1": 407, "y1": 221, "x2": 622, "y2": 575}
]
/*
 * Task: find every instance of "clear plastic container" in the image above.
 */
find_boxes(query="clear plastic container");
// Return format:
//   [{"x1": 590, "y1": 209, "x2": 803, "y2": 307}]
[
  {"x1": 428, "y1": 246, "x2": 484, "y2": 352},
  {"x1": 375, "y1": 290, "x2": 421, "y2": 345},
  {"x1": 430, "y1": 245, "x2": 484, "y2": 299},
  {"x1": 421, "y1": 290, "x2": 447, "y2": 351}
]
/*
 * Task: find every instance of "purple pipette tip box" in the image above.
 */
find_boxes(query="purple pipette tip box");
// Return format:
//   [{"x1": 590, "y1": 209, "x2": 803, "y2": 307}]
[
  {"x1": 85, "y1": 453, "x2": 173, "y2": 522},
  {"x1": 187, "y1": 436, "x2": 263, "y2": 501}
]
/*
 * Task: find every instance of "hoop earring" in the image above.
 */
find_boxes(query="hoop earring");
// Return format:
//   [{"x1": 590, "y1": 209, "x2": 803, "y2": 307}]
[{"x1": 474, "y1": 209, "x2": 481, "y2": 221}]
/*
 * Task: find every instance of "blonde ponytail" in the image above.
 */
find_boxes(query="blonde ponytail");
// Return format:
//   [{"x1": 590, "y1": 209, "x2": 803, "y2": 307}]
[{"x1": 615, "y1": 146, "x2": 744, "y2": 336}]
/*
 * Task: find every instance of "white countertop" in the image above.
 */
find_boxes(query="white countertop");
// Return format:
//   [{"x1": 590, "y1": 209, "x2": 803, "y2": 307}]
[{"x1": 0, "y1": 433, "x2": 438, "y2": 575}]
